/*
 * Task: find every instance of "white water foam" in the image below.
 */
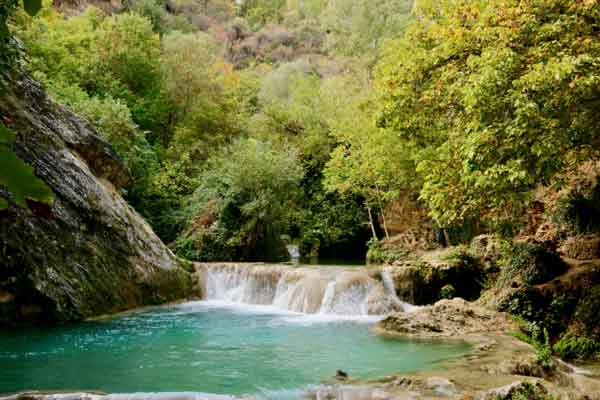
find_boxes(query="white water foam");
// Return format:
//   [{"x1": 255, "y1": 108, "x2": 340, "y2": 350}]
[
  {"x1": 199, "y1": 263, "x2": 411, "y2": 319},
  {"x1": 172, "y1": 300, "x2": 383, "y2": 325},
  {"x1": 379, "y1": 271, "x2": 421, "y2": 313}
]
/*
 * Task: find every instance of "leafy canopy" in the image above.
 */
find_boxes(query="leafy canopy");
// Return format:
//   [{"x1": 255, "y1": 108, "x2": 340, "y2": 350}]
[
  {"x1": 375, "y1": 0, "x2": 600, "y2": 227},
  {"x1": 177, "y1": 138, "x2": 304, "y2": 261}
]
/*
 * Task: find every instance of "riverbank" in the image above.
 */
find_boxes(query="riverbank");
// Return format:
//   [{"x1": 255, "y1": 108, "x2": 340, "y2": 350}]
[{"x1": 365, "y1": 298, "x2": 600, "y2": 399}]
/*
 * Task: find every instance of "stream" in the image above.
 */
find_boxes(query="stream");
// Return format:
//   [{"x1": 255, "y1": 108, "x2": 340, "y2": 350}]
[{"x1": 0, "y1": 264, "x2": 471, "y2": 398}]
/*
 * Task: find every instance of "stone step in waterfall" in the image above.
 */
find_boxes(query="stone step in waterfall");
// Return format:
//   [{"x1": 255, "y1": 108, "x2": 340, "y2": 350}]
[{"x1": 197, "y1": 263, "x2": 415, "y2": 316}]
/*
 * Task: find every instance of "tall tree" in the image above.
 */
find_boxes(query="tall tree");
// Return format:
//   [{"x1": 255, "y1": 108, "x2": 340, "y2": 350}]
[{"x1": 375, "y1": 0, "x2": 600, "y2": 228}]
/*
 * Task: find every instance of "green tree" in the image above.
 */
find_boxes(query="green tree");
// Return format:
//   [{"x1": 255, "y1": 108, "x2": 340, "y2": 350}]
[
  {"x1": 128, "y1": 0, "x2": 168, "y2": 33},
  {"x1": 323, "y1": 75, "x2": 415, "y2": 239},
  {"x1": 253, "y1": 62, "x2": 333, "y2": 168},
  {"x1": 92, "y1": 12, "x2": 170, "y2": 135},
  {"x1": 375, "y1": 0, "x2": 600, "y2": 228},
  {"x1": 321, "y1": 0, "x2": 413, "y2": 59},
  {"x1": 162, "y1": 31, "x2": 240, "y2": 161},
  {"x1": 176, "y1": 138, "x2": 303, "y2": 261},
  {"x1": 0, "y1": 0, "x2": 20, "y2": 73},
  {"x1": 238, "y1": 0, "x2": 286, "y2": 30},
  {"x1": 243, "y1": 64, "x2": 372, "y2": 256}
]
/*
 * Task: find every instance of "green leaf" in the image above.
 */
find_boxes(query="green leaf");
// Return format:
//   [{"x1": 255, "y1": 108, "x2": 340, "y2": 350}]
[
  {"x1": 0, "y1": 197, "x2": 7, "y2": 210},
  {"x1": 0, "y1": 22, "x2": 9, "y2": 39},
  {"x1": 0, "y1": 146, "x2": 54, "y2": 208},
  {"x1": 22, "y1": 0, "x2": 42, "y2": 16},
  {"x1": 0, "y1": 122, "x2": 15, "y2": 145}
]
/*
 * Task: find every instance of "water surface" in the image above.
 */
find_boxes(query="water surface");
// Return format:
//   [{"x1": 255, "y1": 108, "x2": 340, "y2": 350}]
[{"x1": 0, "y1": 302, "x2": 470, "y2": 396}]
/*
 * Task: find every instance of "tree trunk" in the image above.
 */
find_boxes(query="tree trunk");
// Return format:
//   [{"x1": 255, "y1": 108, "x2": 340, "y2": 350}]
[
  {"x1": 367, "y1": 206, "x2": 378, "y2": 241},
  {"x1": 375, "y1": 186, "x2": 390, "y2": 239},
  {"x1": 381, "y1": 208, "x2": 390, "y2": 240},
  {"x1": 443, "y1": 229, "x2": 451, "y2": 247},
  {"x1": 367, "y1": 207, "x2": 379, "y2": 240}
]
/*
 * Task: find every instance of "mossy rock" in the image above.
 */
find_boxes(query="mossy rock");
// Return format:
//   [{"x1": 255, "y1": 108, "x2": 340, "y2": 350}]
[
  {"x1": 572, "y1": 285, "x2": 600, "y2": 340},
  {"x1": 0, "y1": 73, "x2": 194, "y2": 325},
  {"x1": 366, "y1": 240, "x2": 409, "y2": 265},
  {"x1": 491, "y1": 381, "x2": 550, "y2": 400},
  {"x1": 440, "y1": 284, "x2": 456, "y2": 299},
  {"x1": 388, "y1": 247, "x2": 485, "y2": 305},
  {"x1": 498, "y1": 241, "x2": 567, "y2": 287}
]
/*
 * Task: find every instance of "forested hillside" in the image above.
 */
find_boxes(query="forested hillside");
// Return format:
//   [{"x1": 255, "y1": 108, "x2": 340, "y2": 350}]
[
  {"x1": 1, "y1": 0, "x2": 413, "y2": 262},
  {"x1": 2, "y1": 0, "x2": 600, "y2": 266}
]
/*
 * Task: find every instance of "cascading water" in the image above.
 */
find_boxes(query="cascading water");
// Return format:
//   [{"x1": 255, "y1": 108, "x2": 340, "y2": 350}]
[
  {"x1": 199, "y1": 263, "x2": 409, "y2": 316},
  {"x1": 0, "y1": 264, "x2": 470, "y2": 398},
  {"x1": 319, "y1": 282, "x2": 336, "y2": 314},
  {"x1": 380, "y1": 269, "x2": 421, "y2": 313}
]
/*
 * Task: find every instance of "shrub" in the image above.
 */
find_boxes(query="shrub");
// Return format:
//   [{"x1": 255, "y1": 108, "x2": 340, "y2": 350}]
[
  {"x1": 500, "y1": 287, "x2": 545, "y2": 327},
  {"x1": 176, "y1": 138, "x2": 304, "y2": 261},
  {"x1": 366, "y1": 239, "x2": 409, "y2": 264},
  {"x1": 502, "y1": 381, "x2": 551, "y2": 400},
  {"x1": 554, "y1": 332, "x2": 600, "y2": 361},
  {"x1": 498, "y1": 242, "x2": 567, "y2": 287},
  {"x1": 535, "y1": 328, "x2": 554, "y2": 370},
  {"x1": 573, "y1": 286, "x2": 600, "y2": 339},
  {"x1": 512, "y1": 324, "x2": 555, "y2": 370},
  {"x1": 440, "y1": 284, "x2": 456, "y2": 299},
  {"x1": 128, "y1": 0, "x2": 168, "y2": 33}
]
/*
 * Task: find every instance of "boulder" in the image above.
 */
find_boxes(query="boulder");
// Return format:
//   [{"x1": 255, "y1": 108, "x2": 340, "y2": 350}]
[
  {"x1": 376, "y1": 298, "x2": 517, "y2": 338},
  {"x1": 0, "y1": 73, "x2": 193, "y2": 324}
]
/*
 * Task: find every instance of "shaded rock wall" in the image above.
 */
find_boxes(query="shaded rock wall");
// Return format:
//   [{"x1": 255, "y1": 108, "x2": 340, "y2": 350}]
[
  {"x1": 385, "y1": 248, "x2": 485, "y2": 305},
  {"x1": 0, "y1": 74, "x2": 192, "y2": 325}
]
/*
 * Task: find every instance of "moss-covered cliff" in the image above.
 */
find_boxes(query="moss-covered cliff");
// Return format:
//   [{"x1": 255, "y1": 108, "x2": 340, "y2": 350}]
[{"x1": 0, "y1": 73, "x2": 193, "y2": 325}]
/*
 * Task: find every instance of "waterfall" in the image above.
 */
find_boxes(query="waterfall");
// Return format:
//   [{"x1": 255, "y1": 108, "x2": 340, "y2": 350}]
[
  {"x1": 199, "y1": 263, "x2": 409, "y2": 316},
  {"x1": 319, "y1": 282, "x2": 336, "y2": 313},
  {"x1": 381, "y1": 269, "x2": 421, "y2": 313},
  {"x1": 285, "y1": 244, "x2": 301, "y2": 261}
]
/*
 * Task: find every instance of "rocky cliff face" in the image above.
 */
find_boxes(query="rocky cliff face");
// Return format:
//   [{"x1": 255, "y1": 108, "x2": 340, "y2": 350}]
[{"x1": 0, "y1": 74, "x2": 193, "y2": 325}]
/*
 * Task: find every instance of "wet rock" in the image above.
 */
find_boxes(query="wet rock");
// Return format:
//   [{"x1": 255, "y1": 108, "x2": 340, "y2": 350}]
[
  {"x1": 336, "y1": 370, "x2": 349, "y2": 380},
  {"x1": 482, "y1": 354, "x2": 560, "y2": 379},
  {"x1": 0, "y1": 73, "x2": 193, "y2": 325},
  {"x1": 306, "y1": 386, "x2": 401, "y2": 400}
]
